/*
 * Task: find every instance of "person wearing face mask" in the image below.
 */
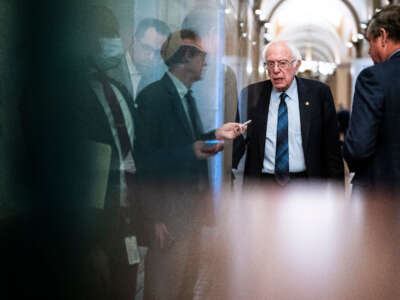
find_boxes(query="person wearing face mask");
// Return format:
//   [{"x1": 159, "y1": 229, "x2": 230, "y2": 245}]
[
  {"x1": 77, "y1": 5, "x2": 141, "y2": 300},
  {"x1": 92, "y1": 37, "x2": 125, "y2": 71}
]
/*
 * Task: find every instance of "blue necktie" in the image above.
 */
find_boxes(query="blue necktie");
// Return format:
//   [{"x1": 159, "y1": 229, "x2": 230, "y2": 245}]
[{"x1": 275, "y1": 92, "x2": 289, "y2": 185}]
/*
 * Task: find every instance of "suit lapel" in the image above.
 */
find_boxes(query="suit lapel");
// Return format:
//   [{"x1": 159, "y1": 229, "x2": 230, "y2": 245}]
[
  {"x1": 124, "y1": 52, "x2": 136, "y2": 99},
  {"x1": 162, "y1": 74, "x2": 194, "y2": 139},
  {"x1": 296, "y1": 77, "x2": 311, "y2": 157},
  {"x1": 108, "y1": 76, "x2": 136, "y2": 116},
  {"x1": 258, "y1": 81, "x2": 272, "y2": 161},
  {"x1": 189, "y1": 96, "x2": 204, "y2": 138},
  {"x1": 107, "y1": 76, "x2": 137, "y2": 154}
]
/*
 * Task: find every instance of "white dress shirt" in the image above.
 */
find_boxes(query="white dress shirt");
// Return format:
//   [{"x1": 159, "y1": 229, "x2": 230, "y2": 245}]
[
  {"x1": 126, "y1": 51, "x2": 141, "y2": 100},
  {"x1": 166, "y1": 71, "x2": 197, "y2": 135},
  {"x1": 262, "y1": 78, "x2": 306, "y2": 173},
  {"x1": 90, "y1": 78, "x2": 135, "y2": 207}
]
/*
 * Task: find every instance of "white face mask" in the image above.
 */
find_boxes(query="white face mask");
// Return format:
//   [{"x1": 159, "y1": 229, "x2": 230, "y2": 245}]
[{"x1": 93, "y1": 38, "x2": 124, "y2": 71}]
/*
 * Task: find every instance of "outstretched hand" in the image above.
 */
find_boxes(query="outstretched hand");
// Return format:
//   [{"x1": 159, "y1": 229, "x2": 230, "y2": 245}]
[{"x1": 215, "y1": 122, "x2": 247, "y2": 140}]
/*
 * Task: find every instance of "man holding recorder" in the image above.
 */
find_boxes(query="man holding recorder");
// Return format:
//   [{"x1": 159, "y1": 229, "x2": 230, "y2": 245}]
[{"x1": 134, "y1": 29, "x2": 246, "y2": 300}]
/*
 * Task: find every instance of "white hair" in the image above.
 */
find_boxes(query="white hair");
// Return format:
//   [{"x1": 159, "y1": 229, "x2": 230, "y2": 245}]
[{"x1": 262, "y1": 40, "x2": 302, "y2": 64}]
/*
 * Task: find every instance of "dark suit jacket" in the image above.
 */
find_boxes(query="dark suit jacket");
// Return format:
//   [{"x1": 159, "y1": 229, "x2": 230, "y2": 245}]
[
  {"x1": 134, "y1": 74, "x2": 215, "y2": 237},
  {"x1": 343, "y1": 51, "x2": 400, "y2": 190},
  {"x1": 72, "y1": 72, "x2": 143, "y2": 251},
  {"x1": 78, "y1": 73, "x2": 136, "y2": 208},
  {"x1": 233, "y1": 76, "x2": 344, "y2": 182}
]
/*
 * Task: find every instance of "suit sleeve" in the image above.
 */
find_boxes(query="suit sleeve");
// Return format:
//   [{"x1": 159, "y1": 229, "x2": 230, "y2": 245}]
[
  {"x1": 322, "y1": 85, "x2": 345, "y2": 181},
  {"x1": 343, "y1": 67, "x2": 384, "y2": 172},
  {"x1": 134, "y1": 90, "x2": 201, "y2": 223},
  {"x1": 134, "y1": 94, "x2": 197, "y2": 175},
  {"x1": 232, "y1": 87, "x2": 248, "y2": 169}
]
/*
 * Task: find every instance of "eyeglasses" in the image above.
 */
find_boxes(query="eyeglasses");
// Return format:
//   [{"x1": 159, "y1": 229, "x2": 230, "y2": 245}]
[
  {"x1": 196, "y1": 50, "x2": 207, "y2": 60},
  {"x1": 137, "y1": 40, "x2": 160, "y2": 57},
  {"x1": 265, "y1": 60, "x2": 295, "y2": 70}
]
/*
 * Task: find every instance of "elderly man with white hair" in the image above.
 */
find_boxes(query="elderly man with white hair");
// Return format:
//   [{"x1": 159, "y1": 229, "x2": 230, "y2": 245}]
[{"x1": 233, "y1": 40, "x2": 344, "y2": 186}]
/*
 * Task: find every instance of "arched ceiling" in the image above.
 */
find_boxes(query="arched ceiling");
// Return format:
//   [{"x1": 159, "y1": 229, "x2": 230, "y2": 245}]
[{"x1": 258, "y1": 0, "x2": 372, "y2": 64}]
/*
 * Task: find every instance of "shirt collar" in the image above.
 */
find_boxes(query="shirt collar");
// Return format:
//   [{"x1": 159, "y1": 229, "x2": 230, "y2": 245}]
[
  {"x1": 126, "y1": 52, "x2": 141, "y2": 76},
  {"x1": 271, "y1": 77, "x2": 297, "y2": 101},
  {"x1": 389, "y1": 48, "x2": 400, "y2": 59},
  {"x1": 167, "y1": 71, "x2": 188, "y2": 99}
]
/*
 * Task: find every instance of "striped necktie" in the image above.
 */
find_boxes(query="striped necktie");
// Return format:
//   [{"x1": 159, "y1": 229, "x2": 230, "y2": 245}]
[
  {"x1": 95, "y1": 72, "x2": 132, "y2": 159},
  {"x1": 275, "y1": 92, "x2": 289, "y2": 185}
]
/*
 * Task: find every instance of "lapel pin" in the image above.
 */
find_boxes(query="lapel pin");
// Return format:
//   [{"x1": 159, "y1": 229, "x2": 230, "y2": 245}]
[{"x1": 305, "y1": 101, "x2": 310, "y2": 106}]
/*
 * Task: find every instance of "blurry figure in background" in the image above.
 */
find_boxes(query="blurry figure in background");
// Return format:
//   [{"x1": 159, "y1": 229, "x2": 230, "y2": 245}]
[
  {"x1": 182, "y1": 5, "x2": 239, "y2": 186},
  {"x1": 344, "y1": 5, "x2": 400, "y2": 194},
  {"x1": 126, "y1": 18, "x2": 170, "y2": 103},
  {"x1": 77, "y1": 6, "x2": 140, "y2": 300},
  {"x1": 134, "y1": 30, "x2": 246, "y2": 300},
  {"x1": 336, "y1": 107, "x2": 350, "y2": 147},
  {"x1": 233, "y1": 41, "x2": 344, "y2": 187}
]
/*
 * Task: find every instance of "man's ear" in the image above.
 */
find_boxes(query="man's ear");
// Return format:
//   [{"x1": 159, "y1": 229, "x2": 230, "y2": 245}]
[
  {"x1": 295, "y1": 60, "x2": 302, "y2": 72},
  {"x1": 182, "y1": 49, "x2": 191, "y2": 63},
  {"x1": 380, "y1": 28, "x2": 388, "y2": 47}
]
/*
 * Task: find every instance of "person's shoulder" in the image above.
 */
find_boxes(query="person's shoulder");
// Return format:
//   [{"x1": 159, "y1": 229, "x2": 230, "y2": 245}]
[
  {"x1": 359, "y1": 63, "x2": 378, "y2": 75},
  {"x1": 297, "y1": 77, "x2": 329, "y2": 89},
  {"x1": 136, "y1": 75, "x2": 170, "y2": 106},
  {"x1": 356, "y1": 63, "x2": 385, "y2": 84},
  {"x1": 366, "y1": 56, "x2": 399, "y2": 76},
  {"x1": 224, "y1": 64, "x2": 238, "y2": 82},
  {"x1": 224, "y1": 64, "x2": 236, "y2": 77},
  {"x1": 242, "y1": 80, "x2": 270, "y2": 92},
  {"x1": 138, "y1": 76, "x2": 166, "y2": 96}
]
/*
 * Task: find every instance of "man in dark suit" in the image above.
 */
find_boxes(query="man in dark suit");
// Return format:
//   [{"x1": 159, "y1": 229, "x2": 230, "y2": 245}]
[
  {"x1": 343, "y1": 5, "x2": 400, "y2": 192},
  {"x1": 134, "y1": 30, "x2": 245, "y2": 300},
  {"x1": 233, "y1": 40, "x2": 344, "y2": 186}
]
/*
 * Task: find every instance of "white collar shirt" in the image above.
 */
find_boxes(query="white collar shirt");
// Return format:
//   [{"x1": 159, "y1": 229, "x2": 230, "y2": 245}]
[
  {"x1": 166, "y1": 71, "x2": 196, "y2": 135},
  {"x1": 263, "y1": 78, "x2": 306, "y2": 173},
  {"x1": 126, "y1": 51, "x2": 141, "y2": 99},
  {"x1": 90, "y1": 78, "x2": 135, "y2": 207}
]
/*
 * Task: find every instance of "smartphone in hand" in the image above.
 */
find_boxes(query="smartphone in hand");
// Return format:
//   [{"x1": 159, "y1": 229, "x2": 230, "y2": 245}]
[{"x1": 201, "y1": 140, "x2": 224, "y2": 153}]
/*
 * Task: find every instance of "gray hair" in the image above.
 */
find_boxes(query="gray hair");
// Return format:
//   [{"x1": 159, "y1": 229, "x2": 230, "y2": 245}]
[
  {"x1": 262, "y1": 40, "x2": 302, "y2": 64},
  {"x1": 366, "y1": 4, "x2": 400, "y2": 42}
]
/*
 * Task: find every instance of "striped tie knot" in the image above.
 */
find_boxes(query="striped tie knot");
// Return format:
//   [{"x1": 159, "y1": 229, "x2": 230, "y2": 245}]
[{"x1": 280, "y1": 92, "x2": 288, "y2": 103}]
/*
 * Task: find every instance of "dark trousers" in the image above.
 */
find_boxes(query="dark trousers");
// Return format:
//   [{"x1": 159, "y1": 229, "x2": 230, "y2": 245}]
[
  {"x1": 260, "y1": 171, "x2": 308, "y2": 186},
  {"x1": 84, "y1": 208, "x2": 139, "y2": 300},
  {"x1": 144, "y1": 227, "x2": 201, "y2": 300},
  {"x1": 108, "y1": 210, "x2": 139, "y2": 300},
  {"x1": 110, "y1": 260, "x2": 138, "y2": 300}
]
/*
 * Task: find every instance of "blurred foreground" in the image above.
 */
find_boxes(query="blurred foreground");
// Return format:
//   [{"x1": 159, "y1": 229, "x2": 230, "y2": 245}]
[{"x1": 192, "y1": 182, "x2": 400, "y2": 300}]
